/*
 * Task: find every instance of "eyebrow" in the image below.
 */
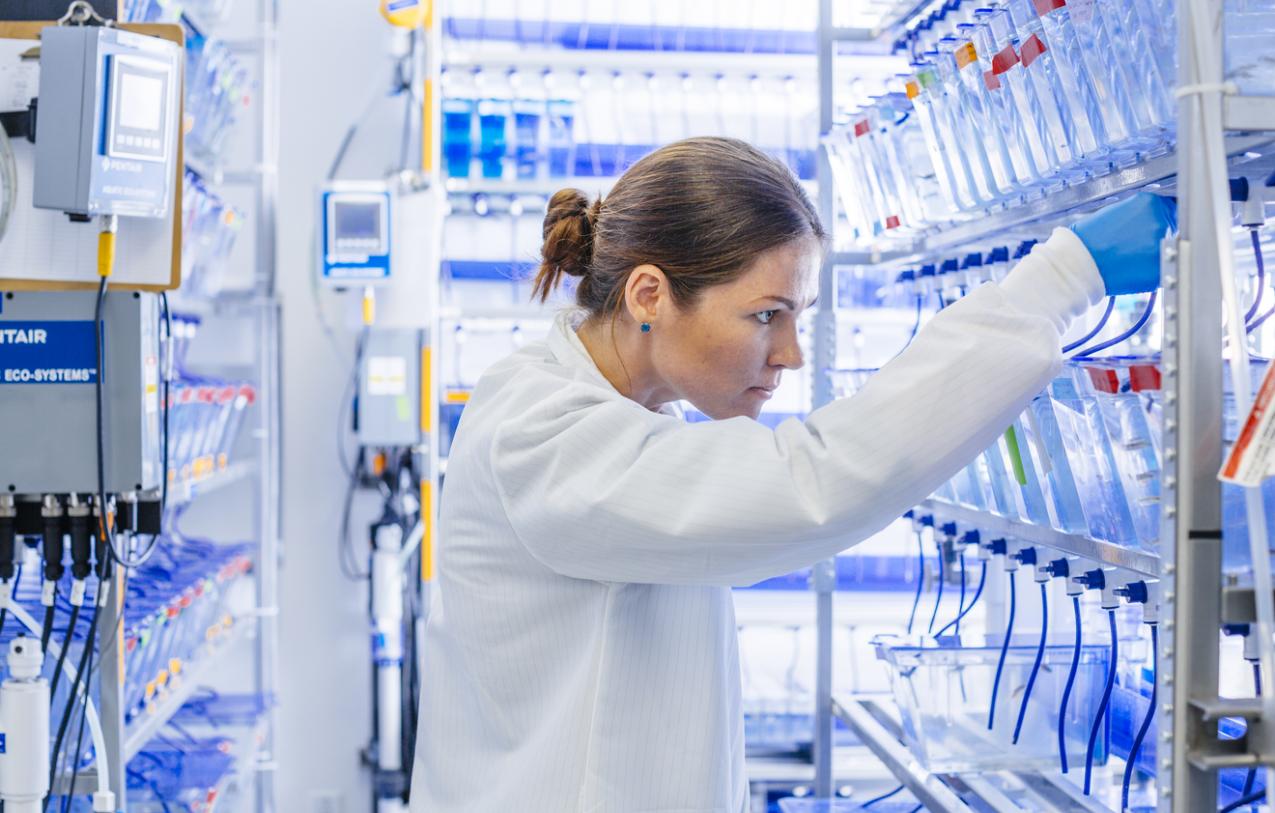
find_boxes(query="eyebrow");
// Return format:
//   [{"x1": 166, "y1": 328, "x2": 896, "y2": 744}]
[{"x1": 757, "y1": 295, "x2": 818, "y2": 311}]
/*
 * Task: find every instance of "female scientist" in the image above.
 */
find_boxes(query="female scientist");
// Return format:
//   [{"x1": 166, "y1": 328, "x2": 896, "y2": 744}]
[{"x1": 410, "y1": 137, "x2": 1173, "y2": 812}]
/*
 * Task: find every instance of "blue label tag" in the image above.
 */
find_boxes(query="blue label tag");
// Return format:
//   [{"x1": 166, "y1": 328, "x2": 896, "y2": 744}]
[
  {"x1": 0, "y1": 321, "x2": 99, "y2": 385},
  {"x1": 0, "y1": 732, "x2": 7, "y2": 753},
  {"x1": 387, "y1": 0, "x2": 420, "y2": 10}
]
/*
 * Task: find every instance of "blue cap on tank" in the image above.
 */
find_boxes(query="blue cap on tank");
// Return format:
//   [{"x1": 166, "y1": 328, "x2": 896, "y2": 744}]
[
  {"x1": 962, "y1": 253, "x2": 983, "y2": 269},
  {"x1": 941, "y1": 258, "x2": 960, "y2": 275},
  {"x1": 987, "y1": 246, "x2": 1010, "y2": 264},
  {"x1": 896, "y1": 269, "x2": 916, "y2": 283},
  {"x1": 919, "y1": 263, "x2": 937, "y2": 278}
]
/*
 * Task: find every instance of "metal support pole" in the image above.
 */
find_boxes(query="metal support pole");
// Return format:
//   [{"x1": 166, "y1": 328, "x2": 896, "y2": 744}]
[
  {"x1": 812, "y1": 0, "x2": 837, "y2": 799},
  {"x1": 1162, "y1": 0, "x2": 1225, "y2": 808},
  {"x1": 255, "y1": 298, "x2": 283, "y2": 813}
]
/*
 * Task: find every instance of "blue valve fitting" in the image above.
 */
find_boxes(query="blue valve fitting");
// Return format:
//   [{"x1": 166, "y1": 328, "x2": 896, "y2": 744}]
[
  {"x1": 1114, "y1": 580, "x2": 1149, "y2": 605},
  {"x1": 939, "y1": 522, "x2": 958, "y2": 539},
  {"x1": 989, "y1": 538, "x2": 1009, "y2": 556},
  {"x1": 961, "y1": 530, "x2": 980, "y2": 548},
  {"x1": 1044, "y1": 558, "x2": 1070, "y2": 579},
  {"x1": 1013, "y1": 547, "x2": 1038, "y2": 567},
  {"x1": 1076, "y1": 568, "x2": 1107, "y2": 591}
]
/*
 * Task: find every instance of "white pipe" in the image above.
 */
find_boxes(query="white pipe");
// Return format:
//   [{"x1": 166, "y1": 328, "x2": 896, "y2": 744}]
[
  {"x1": 1184, "y1": 1, "x2": 1275, "y2": 805},
  {"x1": 5, "y1": 604, "x2": 110, "y2": 798}
]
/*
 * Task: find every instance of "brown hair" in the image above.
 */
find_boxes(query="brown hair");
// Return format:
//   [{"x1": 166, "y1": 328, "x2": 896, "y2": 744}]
[{"x1": 532, "y1": 136, "x2": 826, "y2": 315}]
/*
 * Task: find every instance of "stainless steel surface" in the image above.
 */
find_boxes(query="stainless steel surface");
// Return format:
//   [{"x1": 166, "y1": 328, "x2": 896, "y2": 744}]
[
  {"x1": 1165, "y1": 1, "x2": 1226, "y2": 807},
  {"x1": 917, "y1": 500, "x2": 1162, "y2": 578},
  {"x1": 812, "y1": 0, "x2": 837, "y2": 799},
  {"x1": 1225, "y1": 95, "x2": 1275, "y2": 132},
  {"x1": 831, "y1": 695, "x2": 971, "y2": 812},
  {"x1": 99, "y1": 575, "x2": 128, "y2": 807}
]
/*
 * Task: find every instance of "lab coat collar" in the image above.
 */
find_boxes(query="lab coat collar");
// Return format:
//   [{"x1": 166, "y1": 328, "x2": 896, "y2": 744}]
[{"x1": 547, "y1": 309, "x2": 684, "y2": 419}]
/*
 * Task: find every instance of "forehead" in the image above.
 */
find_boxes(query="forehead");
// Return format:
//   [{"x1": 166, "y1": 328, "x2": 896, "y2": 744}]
[{"x1": 726, "y1": 240, "x2": 821, "y2": 301}]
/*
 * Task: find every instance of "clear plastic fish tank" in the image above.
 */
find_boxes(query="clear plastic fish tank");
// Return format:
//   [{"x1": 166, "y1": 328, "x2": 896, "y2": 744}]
[{"x1": 873, "y1": 634, "x2": 1112, "y2": 774}]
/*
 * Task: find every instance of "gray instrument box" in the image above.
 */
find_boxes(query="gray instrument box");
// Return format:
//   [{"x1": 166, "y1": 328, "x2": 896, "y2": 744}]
[
  {"x1": 358, "y1": 329, "x2": 422, "y2": 448},
  {"x1": 0, "y1": 291, "x2": 161, "y2": 494},
  {"x1": 34, "y1": 26, "x2": 181, "y2": 219}
]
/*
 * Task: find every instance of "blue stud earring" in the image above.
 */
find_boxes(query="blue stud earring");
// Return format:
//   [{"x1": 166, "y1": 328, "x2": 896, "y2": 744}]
[{"x1": 640, "y1": 322, "x2": 651, "y2": 333}]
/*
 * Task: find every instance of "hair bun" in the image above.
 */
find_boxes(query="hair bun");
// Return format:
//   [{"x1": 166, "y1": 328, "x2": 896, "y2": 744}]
[{"x1": 533, "y1": 188, "x2": 600, "y2": 302}]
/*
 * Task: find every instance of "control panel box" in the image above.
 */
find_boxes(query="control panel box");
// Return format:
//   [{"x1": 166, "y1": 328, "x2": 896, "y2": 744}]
[
  {"x1": 0, "y1": 290, "x2": 161, "y2": 494},
  {"x1": 34, "y1": 25, "x2": 181, "y2": 219},
  {"x1": 319, "y1": 182, "x2": 393, "y2": 287},
  {"x1": 358, "y1": 329, "x2": 422, "y2": 447}
]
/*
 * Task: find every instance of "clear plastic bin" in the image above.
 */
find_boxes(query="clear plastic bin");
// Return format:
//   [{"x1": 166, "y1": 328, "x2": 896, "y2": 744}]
[{"x1": 873, "y1": 634, "x2": 1111, "y2": 774}]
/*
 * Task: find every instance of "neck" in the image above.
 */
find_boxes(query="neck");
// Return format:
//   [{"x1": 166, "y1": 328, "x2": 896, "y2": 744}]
[{"x1": 576, "y1": 315, "x2": 673, "y2": 411}]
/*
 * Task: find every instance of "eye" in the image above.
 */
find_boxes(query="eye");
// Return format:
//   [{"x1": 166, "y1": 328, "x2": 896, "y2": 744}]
[{"x1": 754, "y1": 310, "x2": 779, "y2": 325}]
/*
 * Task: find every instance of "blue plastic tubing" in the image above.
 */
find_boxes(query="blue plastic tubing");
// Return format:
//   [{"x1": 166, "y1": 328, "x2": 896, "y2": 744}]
[
  {"x1": 1122, "y1": 624, "x2": 1158, "y2": 812},
  {"x1": 1059, "y1": 596, "x2": 1083, "y2": 774},
  {"x1": 1085, "y1": 609, "x2": 1120, "y2": 796},
  {"x1": 989, "y1": 569, "x2": 1017, "y2": 731},
  {"x1": 1013, "y1": 583, "x2": 1049, "y2": 744}
]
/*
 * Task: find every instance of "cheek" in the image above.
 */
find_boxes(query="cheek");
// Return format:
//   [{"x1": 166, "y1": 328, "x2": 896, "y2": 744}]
[{"x1": 675, "y1": 320, "x2": 765, "y2": 387}]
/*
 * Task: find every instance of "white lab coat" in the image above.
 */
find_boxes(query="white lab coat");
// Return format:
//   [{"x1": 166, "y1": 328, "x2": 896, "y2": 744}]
[{"x1": 410, "y1": 228, "x2": 1104, "y2": 812}]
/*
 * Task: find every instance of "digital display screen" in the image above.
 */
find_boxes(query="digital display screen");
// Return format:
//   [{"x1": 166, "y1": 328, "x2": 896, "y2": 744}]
[
  {"x1": 335, "y1": 202, "x2": 383, "y2": 245},
  {"x1": 118, "y1": 72, "x2": 164, "y2": 132}
]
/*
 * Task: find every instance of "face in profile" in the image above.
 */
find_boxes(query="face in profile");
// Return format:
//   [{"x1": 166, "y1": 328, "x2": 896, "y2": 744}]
[{"x1": 651, "y1": 239, "x2": 821, "y2": 421}]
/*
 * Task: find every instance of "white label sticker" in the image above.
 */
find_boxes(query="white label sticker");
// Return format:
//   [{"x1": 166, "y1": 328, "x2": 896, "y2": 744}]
[
  {"x1": 1221, "y1": 361, "x2": 1275, "y2": 486},
  {"x1": 367, "y1": 356, "x2": 408, "y2": 396}
]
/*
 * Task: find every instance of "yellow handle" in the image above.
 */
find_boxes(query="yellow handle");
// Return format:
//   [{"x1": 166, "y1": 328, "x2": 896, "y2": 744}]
[
  {"x1": 362, "y1": 287, "x2": 376, "y2": 326},
  {"x1": 97, "y1": 230, "x2": 117, "y2": 279},
  {"x1": 420, "y1": 479, "x2": 435, "y2": 583}
]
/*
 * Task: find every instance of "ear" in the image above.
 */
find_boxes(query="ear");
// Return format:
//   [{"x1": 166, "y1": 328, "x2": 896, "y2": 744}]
[{"x1": 623, "y1": 264, "x2": 671, "y2": 325}]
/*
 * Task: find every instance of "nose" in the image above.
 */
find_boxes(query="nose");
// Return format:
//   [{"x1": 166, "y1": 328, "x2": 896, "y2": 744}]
[{"x1": 769, "y1": 322, "x2": 804, "y2": 371}]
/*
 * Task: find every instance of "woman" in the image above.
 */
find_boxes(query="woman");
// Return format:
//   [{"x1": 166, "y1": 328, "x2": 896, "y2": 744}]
[{"x1": 410, "y1": 137, "x2": 1172, "y2": 812}]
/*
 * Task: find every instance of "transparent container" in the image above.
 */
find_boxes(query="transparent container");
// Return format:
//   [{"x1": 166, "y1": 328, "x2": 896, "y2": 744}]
[{"x1": 873, "y1": 634, "x2": 1112, "y2": 773}]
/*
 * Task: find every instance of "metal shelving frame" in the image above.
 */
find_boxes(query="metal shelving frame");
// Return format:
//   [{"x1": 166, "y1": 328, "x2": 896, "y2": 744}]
[
  {"x1": 810, "y1": 0, "x2": 1275, "y2": 810},
  {"x1": 60, "y1": 2, "x2": 282, "y2": 810}
]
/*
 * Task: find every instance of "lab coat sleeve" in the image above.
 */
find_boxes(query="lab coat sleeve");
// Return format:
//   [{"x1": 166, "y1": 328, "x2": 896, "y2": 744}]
[{"x1": 491, "y1": 228, "x2": 1105, "y2": 587}]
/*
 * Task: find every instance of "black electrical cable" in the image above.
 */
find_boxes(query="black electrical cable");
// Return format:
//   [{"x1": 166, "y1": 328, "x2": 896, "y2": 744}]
[
  {"x1": 1084, "y1": 609, "x2": 1119, "y2": 796},
  {"x1": 40, "y1": 593, "x2": 56, "y2": 655},
  {"x1": 906, "y1": 530, "x2": 925, "y2": 636},
  {"x1": 861, "y1": 785, "x2": 904, "y2": 807},
  {"x1": 1012, "y1": 582, "x2": 1048, "y2": 745},
  {"x1": 988, "y1": 568, "x2": 1017, "y2": 731},
  {"x1": 1246, "y1": 228, "x2": 1267, "y2": 325},
  {"x1": 159, "y1": 291, "x2": 172, "y2": 518},
  {"x1": 1122, "y1": 624, "x2": 1158, "y2": 813},
  {"x1": 59, "y1": 618, "x2": 97, "y2": 813},
  {"x1": 935, "y1": 560, "x2": 987, "y2": 639},
  {"x1": 45, "y1": 595, "x2": 101, "y2": 810},
  {"x1": 1058, "y1": 595, "x2": 1082, "y2": 774},
  {"x1": 47, "y1": 601, "x2": 80, "y2": 702}
]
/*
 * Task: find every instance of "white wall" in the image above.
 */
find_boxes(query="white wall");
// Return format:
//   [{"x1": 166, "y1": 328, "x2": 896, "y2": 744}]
[{"x1": 274, "y1": 3, "x2": 403, "y2": 811}]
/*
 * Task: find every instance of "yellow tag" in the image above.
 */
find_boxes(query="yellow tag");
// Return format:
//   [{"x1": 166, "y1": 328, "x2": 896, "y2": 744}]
[
  {"x1": 380, "y1": 0, "x2": 431, "y2": 28},
  {"x1": 905, "y1": 80, "x2": 921, "y2": 100},
  {"x1": 955, "y1": 42, "x2": 979, "y2": 70},
  {"x1": 421, "y1": 479, "x2": 435, "y2": 583}
]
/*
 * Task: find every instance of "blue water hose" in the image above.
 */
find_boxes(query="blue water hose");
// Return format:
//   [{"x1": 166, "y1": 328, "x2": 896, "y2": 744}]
[
  {"x1": 861, "y1": 785, "x2": 904, "y2": 807},
  {"x1": 1222, "y1": 789, "x2": 1269, "y2": 813},
  {"x1": 1242, "y1": 661, "x2": 1263, "y2": 800},
  {"x1": 935, "y1": 560, "x2": 987, "y2": 639},
  {"x1": 1063, "y1": 296, "x2": 1117, "y2": 354},
  {"x1": 907, "y1": 530, "x2": 925, "y2": 636},
  {"x1": 1246, "y1": 228, "x2": 1267, "y2": 325},
  {"x1": 955, "y1": 552, "x2": 967, "y2": 636},
  {"x1": 1084, "y1": 609, "x2": 1120, "y2": 796},
  {"x1": 927, "y1": 540, "x2": 947, "y2": 636},
  {"x1": 988, "y1": 569, "x2": 1017, "y2": 731},
  {"x1": 1121, "y1": 624, "x2": 1158, "y2": 812},
  {"x1": 1073, "y1": 292, "x2": 1158, "y2": 359},
  {"x1": 1059, "y1": 596, "x2": 1083, "y2": 774},
  {"x1": 1013, "y1": 583, "x2": 1049, "y2": 745}
]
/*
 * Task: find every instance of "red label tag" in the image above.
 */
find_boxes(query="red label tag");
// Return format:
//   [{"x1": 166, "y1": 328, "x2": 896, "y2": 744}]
[
  {"x1": 1085, "y1": 367, "x2": 1120, "y2": 394},
  {"x1": 1033, "y1": 0, "x2": 1066, "y2": 14},
  {"x1": 1129, "y1": 364, "x2": 1162, "y2": 392},
  {"x1": 854, "y1": 119, "x2": 870, "y2": 137},
  {"x1": 1020, "y1": 33, "x2": 1048, "y2": 68},
  {"x1": 984, "y1": 69, "x2": 1002, "y2": 91},
  {"x1": 885, "y1": 215, "x2": 901, "y2": 229},
  {"x1": 992, "y1": 45, "x2": 1020, "y2": 75}
]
